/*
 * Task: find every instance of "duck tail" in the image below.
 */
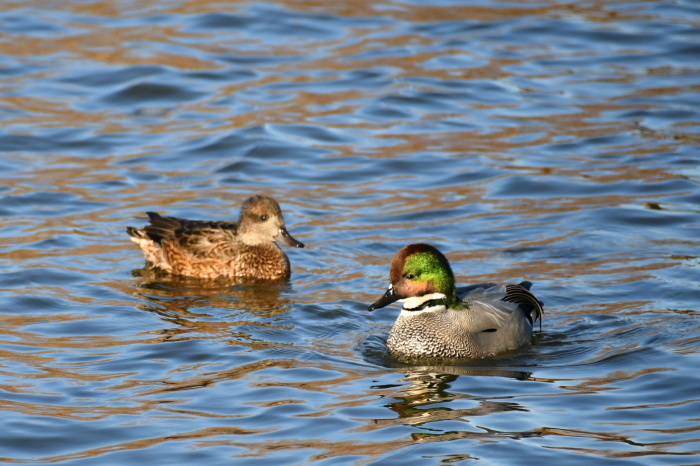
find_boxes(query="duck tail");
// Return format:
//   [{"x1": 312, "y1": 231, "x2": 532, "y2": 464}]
[
  {"x1": 125, "y1": 226, "x2": 143, "y2": 239},
  {"x1": 504, "y1": 282, "x2": 544, "y2": 330},
  {"x1": 140, "y1": 212, "x2": 183, "y2": 244}
]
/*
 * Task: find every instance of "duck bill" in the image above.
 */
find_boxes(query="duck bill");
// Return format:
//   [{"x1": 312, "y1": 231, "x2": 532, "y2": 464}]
[
  {"x1": 368, "y1": 285, "x2": 400, "y2": 312},
  {"x1": 276, "y1": 227, "x2": 304, "y2": 248}
]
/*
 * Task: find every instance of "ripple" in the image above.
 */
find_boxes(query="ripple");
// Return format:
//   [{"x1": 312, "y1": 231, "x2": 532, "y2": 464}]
[
  {"x1": 60, "y1": 65, "x2": 167, "y2": 88},
  {"x1": 101, "y1": 82, "x2": 206, "y2": 106},
  {"x1": 0, "y1": 0, "x2": 699, "y2": 464},
  {"x1": 190, "y1": 9, "x2": 339, "y2": 38}
]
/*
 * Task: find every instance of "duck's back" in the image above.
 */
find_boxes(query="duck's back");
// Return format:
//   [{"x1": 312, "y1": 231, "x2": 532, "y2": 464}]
[{"x1": 142, "y1": 214, "x2": 239, "y2": 245}]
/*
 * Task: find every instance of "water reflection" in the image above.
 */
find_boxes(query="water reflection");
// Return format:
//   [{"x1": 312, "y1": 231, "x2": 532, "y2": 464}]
[
  {"x1": 382, "y1": 366, "x2": 532, "y2": 428},
  {"x1": 132, "y1": 266, "x2": 293, "y2": 314},
  {"x1": 122, "y1": 267, "x2": 295, "y2": 351}
]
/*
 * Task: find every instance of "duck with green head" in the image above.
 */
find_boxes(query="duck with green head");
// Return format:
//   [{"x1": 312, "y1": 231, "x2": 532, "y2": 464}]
[{"x1": 368, "y1": 243, "x2": 543, "y2": 361}]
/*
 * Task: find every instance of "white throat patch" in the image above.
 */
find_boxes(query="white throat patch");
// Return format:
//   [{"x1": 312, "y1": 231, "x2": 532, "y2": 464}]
[{"x1": 400, "y1": 293, "x2": 447, "y2": 311}]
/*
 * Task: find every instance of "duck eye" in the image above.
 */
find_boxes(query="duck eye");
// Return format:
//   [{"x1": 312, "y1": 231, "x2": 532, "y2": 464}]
[
  {"x1": 405, "y1": 274, "x2": 415, "y2": 280},
  {"x1": 260, "y1": 215, "x2": 268, "y2": 221}
]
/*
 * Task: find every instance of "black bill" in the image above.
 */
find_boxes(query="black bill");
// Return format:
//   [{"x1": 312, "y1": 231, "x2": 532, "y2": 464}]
[
  {"x1": 276, "y1": 227, "x2": 305, "y2": 248},
  {"x1": 368, "y1": 285, "x2": 400, "y2": 312}
]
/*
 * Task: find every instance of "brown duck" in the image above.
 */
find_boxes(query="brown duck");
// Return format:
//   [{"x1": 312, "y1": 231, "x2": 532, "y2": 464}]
[{"x1": 126, "y1": 195, "x2": 304, "y2": 280}]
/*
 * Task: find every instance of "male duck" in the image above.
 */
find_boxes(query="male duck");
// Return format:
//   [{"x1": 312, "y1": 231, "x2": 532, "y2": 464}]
[
  {"x1": 368, "y1": 243, "x2": 543, "y2": 360},
  {"x1": 126, "y1": 195, "x2": 304, "y2": 280}
]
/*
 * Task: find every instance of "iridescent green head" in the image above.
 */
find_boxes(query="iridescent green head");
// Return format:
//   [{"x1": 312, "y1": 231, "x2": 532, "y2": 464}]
[{"x1": 368, "y1": 243, "x2": 459, "y2": 311}]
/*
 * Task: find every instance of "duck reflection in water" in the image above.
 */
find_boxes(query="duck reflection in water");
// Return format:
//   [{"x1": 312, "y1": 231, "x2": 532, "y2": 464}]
[
  {"x1": 374, "y1": 366, "x2": 542, "y2": 445},
  {"x1": 124, "y1": 268, "x2": 293, "y2": 347}
]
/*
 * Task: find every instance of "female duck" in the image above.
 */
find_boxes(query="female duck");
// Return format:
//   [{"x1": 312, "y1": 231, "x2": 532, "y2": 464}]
[
  {"x1": 368, "y1": 243, "x2": 543, "y2": 360},
  {"x1": 126, "y1": 195, "x2": 304, "y2": 280}
]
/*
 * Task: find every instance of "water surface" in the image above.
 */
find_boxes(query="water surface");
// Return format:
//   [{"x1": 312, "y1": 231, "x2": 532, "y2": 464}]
[{"x1": 1, "y1": 0, "x2": 699, "y2": 464}]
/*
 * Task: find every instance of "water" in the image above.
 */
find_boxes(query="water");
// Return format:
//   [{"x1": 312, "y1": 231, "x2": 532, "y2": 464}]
[{"x1": 1, "y1": 0, "x2": 699, "y2": 464}]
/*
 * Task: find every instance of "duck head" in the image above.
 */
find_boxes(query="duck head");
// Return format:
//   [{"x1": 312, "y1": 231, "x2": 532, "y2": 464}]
[
  {"x1": 238, "y1": 195, "x2": 304, "y2": 248},
  {"x1": 368, "y1": 243, "x2": 458, "y2": 312}
]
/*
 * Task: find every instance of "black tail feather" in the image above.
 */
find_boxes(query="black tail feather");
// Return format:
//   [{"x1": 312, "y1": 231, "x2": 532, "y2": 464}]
[
  {"x1": 505, "y1": 283, "x2": 544, "y2": 330},
  {"x1": 125, "y1": 226, "x2": 141, "y2": 238}
]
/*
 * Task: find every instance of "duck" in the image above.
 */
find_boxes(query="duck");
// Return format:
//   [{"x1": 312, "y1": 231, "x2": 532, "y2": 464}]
[
  {"x1": 126, "y1": 195, "x2": 304, "y2": 280},
  {"x1": 368, "y1": 243, "x2": 543, "y2": 361}
]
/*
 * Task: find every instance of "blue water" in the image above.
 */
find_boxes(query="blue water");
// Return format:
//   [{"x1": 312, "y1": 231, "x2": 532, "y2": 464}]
[{"x1": 1, "y1": 0, "x2": 699, "y2": 464}]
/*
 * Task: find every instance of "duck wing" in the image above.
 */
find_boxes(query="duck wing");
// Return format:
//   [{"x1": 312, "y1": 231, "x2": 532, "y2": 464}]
[
  {"x1": 460, "y1": 281, "x2": 544, "y2": 331},
  {"x1": 143, "y1": 212, "x2": 238, "y2": 255}
]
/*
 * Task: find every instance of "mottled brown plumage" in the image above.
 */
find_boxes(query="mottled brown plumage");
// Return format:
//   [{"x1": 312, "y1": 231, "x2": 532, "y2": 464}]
[{"x1": 126, "y1": 195, "x2": 304, "y2": 280}]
